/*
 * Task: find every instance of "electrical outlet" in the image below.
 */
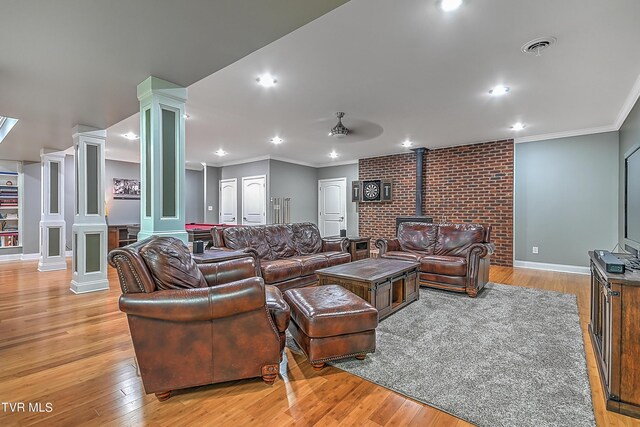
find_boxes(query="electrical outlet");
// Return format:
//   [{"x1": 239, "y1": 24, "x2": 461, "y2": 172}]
[
  {"x1": 207, "y1": 206, "x2": 213, "y2": 211},
  {"x1": 532, "y1": 246, "x2": 539, "y2": 254}
]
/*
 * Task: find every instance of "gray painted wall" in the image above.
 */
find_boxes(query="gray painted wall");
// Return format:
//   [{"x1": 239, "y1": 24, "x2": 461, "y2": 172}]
[
  {"x1": 205, "y1": 166, "x2": 220, "y2": 223},
  {"x1": 105, "y1": 160, "x2": 140, "y2": 226},
  {"x1": 316, "y1": 163, "x2": 359, "y2": 236},
  {"x1": 221, "y1": 160, "x2": 270, "y2": 223},
  {"x1": 269, "y1": 160, "x2": 317, "y2": 224},
  {"x1": 185, "y1": 169, "x2": 204, "y2": 223},
  {"x1": 619, "y1": 96, "x2": 640, "y2": 253},
  {"x1": 514, "y1": 132, "x2": 619, "y2": 267},
  {"x1": 22, "y1": 162, "x2": 41, "y2": 254}
]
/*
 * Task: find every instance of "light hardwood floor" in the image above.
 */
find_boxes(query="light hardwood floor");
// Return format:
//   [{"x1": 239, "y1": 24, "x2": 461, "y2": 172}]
[{"x1": 0, "y1": 261, "x2": 639, "y2": 426}]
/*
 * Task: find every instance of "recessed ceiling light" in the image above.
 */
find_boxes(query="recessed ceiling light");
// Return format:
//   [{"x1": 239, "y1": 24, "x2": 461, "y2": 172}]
[
  {"x1": 329, "y1": 151, "x2": 339, "y2": 159},
  {"x1": 489, "y1": 85, "x2": 510, "y2": 96},
  {"x1": 401, "y1": 139, "x2": 413, "y2": 148},
  {"x1": 440, "y1": 0, "x2": 462, "y2": 12},
  {"x1": 270, "y1": 136, "x2": 284, "y2": 145},
  {"x1": 511, "y1": 122, "x2": 526, "y2": 131},
  {"x1": 214, "y1": 149, "x2": 227, "y2": 157},
  {"x1": 256, "y1": 73, "x2": 277, "y2": 88},
  {"x1": 122, "y1": 132, "x2": 139, "y2": 140}
]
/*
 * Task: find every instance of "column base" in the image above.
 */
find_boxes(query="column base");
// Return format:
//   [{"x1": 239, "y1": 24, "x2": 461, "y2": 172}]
[
  {"x1": 137, "y1": 229, "x2": 188, "y2": 244},
  {"x1": 38, "y1": 259, "x2": 68, "y2": 272},
  {"x1": 70, "y1": 277, "x2": 110, "y2": 294}
]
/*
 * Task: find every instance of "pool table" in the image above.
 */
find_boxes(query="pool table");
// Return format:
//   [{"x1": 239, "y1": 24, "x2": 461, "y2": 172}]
[
  {"x1": 125, "y1": 223, "x2": 234, "y2": 247},
  {"x1": 185, "y1": 223, "x2": 228, "y2": 243}
]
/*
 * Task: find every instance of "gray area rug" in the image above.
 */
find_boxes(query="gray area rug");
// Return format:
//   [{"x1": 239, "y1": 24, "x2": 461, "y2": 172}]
[{"x1": 286, "y1": 283, "x2": 595, "y2": 427}]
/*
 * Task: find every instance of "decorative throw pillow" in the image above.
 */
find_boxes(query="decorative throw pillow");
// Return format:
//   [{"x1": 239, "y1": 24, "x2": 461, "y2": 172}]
[{"x1": 139, "y1": 237, "x2": 207, "y2": 290}]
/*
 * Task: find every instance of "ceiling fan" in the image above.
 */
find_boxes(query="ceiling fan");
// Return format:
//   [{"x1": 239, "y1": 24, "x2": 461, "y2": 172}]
[{"x1": 329, "y1": 112, "x2": 350, "y2": 138}]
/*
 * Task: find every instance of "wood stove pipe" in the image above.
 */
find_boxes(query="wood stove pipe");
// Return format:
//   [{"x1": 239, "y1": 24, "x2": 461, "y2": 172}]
[{"x1": 411, "y1": 147, "x2": 427, "y2": 216}]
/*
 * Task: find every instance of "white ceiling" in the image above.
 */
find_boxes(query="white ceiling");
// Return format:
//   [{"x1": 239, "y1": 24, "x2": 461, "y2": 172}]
[
  {"x1": 0, "y1": 0, "x2": 348, "y2": 161},
  {"x1": 3, "y1": 1, "x2": 640, "y2": 168}
]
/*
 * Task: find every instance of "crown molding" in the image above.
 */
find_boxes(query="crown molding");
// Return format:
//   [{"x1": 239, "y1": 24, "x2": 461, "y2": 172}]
[
  {"x1": 216, "y1": 154, "x2": 320, "y2": 168},
  {"x1": 614, "y1": 72, "x2": 640, "y2": 129},
  {"x1": 314, "y1": 159, "x2": 359, "y2": 168},
  {"x1": 513, "y1": 125, "x2": 617, "y2": 144}
]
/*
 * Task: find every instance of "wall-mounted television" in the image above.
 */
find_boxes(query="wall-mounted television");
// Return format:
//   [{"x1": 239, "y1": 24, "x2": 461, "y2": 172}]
[{"x1": 625, "y1": 145, "x2": 640, "y2": 253}]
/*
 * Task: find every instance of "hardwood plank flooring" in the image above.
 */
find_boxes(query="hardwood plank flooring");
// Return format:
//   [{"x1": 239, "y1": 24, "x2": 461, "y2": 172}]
[{"x1": 0, "y1": 260, "x2": 638, "y2": 426}]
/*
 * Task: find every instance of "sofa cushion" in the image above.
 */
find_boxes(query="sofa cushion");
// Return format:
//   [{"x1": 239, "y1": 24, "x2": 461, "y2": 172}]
[
  {"x1": 419, "y1": 255, "x2": 467, "y2": 276},
  {"x1": 261, "y1": 259, "x2": 303, "y2": 284},
  {"x1": 295, "y1": 254, "x2": 329, "y2": 276},
  {"x1": 223, "y1": 226, "x2": 274, "y2": 260},
  {"x1": 291, "y1": 222, "x2": 322, "y2": 255},
  {"x1": 382, "y1": 251, "x2": 423, "y2": 262},
  {"x1": 265, "y1": 224, "x2": 298, "y2": 258},
  {"x1": 139, "y1": 237, "x2": 207, "y2": 290},
  {"x1": 325, "y1": 251, "x2": 352, "y2": 267},
  {"x1": 398, "y1": 222, "x2": 437, "y2": 253},
  {"x1": 435, "y1": 224, "x2": 485, "y2": 257}
]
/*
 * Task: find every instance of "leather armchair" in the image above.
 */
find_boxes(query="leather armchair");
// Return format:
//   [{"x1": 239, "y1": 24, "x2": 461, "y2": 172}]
[
  {"x1": 108, "y1": 236, "x2": 290, "y2": 401},
  {"x1": 376, "y1": 223, "x2": 494, "y2": 297}
]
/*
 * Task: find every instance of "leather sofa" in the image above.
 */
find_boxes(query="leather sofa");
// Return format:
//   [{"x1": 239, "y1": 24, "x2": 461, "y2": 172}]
[
  {"x1": 211, "y1": 223, "x2": 351, "y2": 291},
  {"x1": 108, "y1": 236, "x2": 291, "y2": 401},
  {"x1": 376, "y1": 222, "x2": 494, "y2": 297}
]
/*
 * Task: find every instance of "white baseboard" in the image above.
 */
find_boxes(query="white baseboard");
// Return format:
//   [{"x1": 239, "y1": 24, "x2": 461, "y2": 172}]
[
  {"x1": 3, "y1": 251, "x2": 73, "y2": 262},
  {"x1": 0, "y1": 253, "x2": 24, "y2": 262},
  {"x1": 513, "y1": 260, "x2": 590, "y2": 275}
]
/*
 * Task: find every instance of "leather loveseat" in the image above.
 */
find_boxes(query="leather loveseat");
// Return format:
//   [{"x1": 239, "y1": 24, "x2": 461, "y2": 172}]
[
  {"x1": 108, "y1": 236, "x2": 290, "y2": 401},
  {"x1": 376, "y1": 222, "x2": 494, "y2": 297},
  {"x1": 211, "y1": 223, "x2": 351, "y2": 291}
]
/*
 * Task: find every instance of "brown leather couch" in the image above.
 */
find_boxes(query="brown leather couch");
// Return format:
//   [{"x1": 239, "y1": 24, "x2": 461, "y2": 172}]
[
  {"x1": 211, "y1": 223, "x2": 351, "y2": 291},
  {"x1": 376, "y1": 223, "x2": 494, "y2": 297},
  {"x1": 108, "y1": 236, "x2": 291, "y2": 401}
]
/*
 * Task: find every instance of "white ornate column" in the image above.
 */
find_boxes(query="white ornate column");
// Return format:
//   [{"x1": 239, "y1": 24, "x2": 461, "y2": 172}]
[
  {"x1": 137, "y1": 76, "x2": 188, "y2": 243},
  {"x1": 70, "y1": 126, "x2": 109, "y2": 294},
  {"x1": 38, "y1": 150, "x2": 67, "y2": 271}
]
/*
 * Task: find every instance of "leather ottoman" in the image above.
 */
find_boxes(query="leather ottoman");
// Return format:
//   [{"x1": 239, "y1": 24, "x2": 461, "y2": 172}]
[{"x1": 284, "y1": 285, "x2": 378, "y2": 370}]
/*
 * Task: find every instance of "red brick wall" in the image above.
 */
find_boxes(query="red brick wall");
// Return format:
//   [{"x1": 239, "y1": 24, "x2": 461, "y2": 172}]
[{"x1": 358, "y1": 140, "x2": 513, "y2": 266}]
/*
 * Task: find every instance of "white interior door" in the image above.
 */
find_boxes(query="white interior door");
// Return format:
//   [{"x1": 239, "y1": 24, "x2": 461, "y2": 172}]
[
  {"x1": 242, "y1": 175, "x2": 266, "y2": 225},
  {"x1": 219, "y1": 178, "x2": 237, "y2": 224},
  {"x1": 318, "y1": 178, "x2": 347, "y2": 237}
]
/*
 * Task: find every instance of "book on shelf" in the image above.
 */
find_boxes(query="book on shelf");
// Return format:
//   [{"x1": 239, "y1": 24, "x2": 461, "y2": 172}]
[{"x1": 0, "y1": 234, "x2": 19, "y2": 247}]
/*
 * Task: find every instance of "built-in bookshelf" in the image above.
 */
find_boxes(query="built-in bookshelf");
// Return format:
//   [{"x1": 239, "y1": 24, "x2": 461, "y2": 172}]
[{"x1": 0, "y1": 161, "x2": 22, "y2": 249}]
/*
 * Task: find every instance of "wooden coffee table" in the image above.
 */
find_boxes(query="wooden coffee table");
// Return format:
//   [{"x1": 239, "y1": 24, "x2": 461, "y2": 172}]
[{"x1": 316, "y1": 258, "x2": 419, "y2": 320}]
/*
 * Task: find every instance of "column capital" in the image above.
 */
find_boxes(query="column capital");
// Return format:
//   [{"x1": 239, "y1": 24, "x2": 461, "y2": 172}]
[
  {"x1": 72, "y1": 125, "x2": 106, "y2": 139},
  {"x1": 137, "y1": 76, "x2": 187, "y2": 103},
  {"x1": 40, "y1": 148, "x2": 66, "y2": 159}
]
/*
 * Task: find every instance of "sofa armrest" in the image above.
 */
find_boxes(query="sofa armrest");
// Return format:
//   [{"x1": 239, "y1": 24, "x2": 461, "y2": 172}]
[
  {"x1": 467, "y1": 242, "x2": 494, "y2": 260},
  {"x1": 322, "y1": 238, "x2": 349, "y2": 252},
  {"x1": 466, "y1": 242, "x2": 495, "y2": 273},
  {"x1": 375, "y1": 238, "x2": 401, "y2": 255},
  {"x1": 265, "y1": 285, "x2": 290, "y2": 333},
  {"x1": 119, "y1": 277, "x2": 265, "y2": 321},
  {"x1": 198, "y1": 256, "x2": 260, "y2": 285}
]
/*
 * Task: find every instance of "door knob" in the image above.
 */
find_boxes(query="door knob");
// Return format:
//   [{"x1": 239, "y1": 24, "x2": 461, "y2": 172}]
[{"x1": 339, "y1": 216, "x2": 344, "y2": 222}]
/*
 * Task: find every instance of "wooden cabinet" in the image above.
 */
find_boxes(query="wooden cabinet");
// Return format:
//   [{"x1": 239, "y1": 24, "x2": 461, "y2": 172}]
[
  {"x1": 108, "y1": 225, "x2": 137, "y2": 252},
  {"x1": 348, "y1": 236, "x2": 370, "y2": 261},
  {"x1": 589, "y1": 252, "x2": 640, "y2": 418}
]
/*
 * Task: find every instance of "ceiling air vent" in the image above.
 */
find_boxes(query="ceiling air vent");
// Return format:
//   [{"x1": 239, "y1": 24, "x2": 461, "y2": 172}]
[{"x1": 521, "y1": 37, "x2": 557, "y2": 56}]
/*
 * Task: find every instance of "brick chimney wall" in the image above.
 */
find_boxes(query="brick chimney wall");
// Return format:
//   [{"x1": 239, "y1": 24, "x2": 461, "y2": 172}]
[{"x1": 358, "y1": 139, "x2": 513, "y2": 266}]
